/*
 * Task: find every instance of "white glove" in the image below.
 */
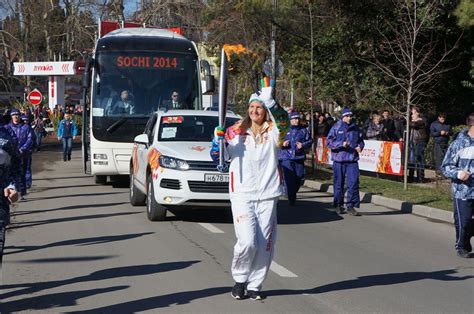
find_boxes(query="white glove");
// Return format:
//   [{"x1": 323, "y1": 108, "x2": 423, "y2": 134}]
[{"x1": 260, "y1": 87, "x2": 276, "y2": 109}]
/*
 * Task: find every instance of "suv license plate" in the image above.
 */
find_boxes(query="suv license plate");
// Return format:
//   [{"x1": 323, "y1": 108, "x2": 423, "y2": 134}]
[{"x1": 204, "y1": 173, "x2": 229, "y2": 183}]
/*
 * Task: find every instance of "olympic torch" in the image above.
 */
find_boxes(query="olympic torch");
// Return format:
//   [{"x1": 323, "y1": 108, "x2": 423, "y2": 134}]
[{"x1": 218, "y1": 48, "x2": 228, "y2": 172}]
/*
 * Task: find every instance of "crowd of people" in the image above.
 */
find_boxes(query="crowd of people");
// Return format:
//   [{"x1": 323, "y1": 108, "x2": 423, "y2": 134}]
[{"x1": 299, "y1": 107, "x2": 455, "y2": 183}]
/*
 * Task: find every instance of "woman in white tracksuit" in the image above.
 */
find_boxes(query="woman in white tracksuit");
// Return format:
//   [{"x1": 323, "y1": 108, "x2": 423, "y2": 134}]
[{"x1": 211, "y1": 87, "x2": 289, "y2": 300}]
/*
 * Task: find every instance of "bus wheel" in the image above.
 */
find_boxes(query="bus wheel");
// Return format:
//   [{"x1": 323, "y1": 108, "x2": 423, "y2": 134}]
[
  {"x1": 130, "y1": 171, "x2": 146, "y2": 206},
  {"x1": 146, "y1": 175, "x2": 167, "y2": 221},
  {"x1": 94, "y1": 175, "x2": 107, "y2": 185}
]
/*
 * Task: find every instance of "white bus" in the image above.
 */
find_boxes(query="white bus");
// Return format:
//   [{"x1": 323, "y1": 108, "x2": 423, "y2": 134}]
[{"x1": 82, "y1": 22, "x2": 214, "y2": 184}]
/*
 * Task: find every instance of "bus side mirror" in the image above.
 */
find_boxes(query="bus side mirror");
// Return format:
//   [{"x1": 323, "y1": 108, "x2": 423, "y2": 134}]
[
  {"x1": 82, "y1": 57, "x2": 94, "y2": 88},
  {"x1": 200, "y1": 60, "x2": 215, "y2": 94}
]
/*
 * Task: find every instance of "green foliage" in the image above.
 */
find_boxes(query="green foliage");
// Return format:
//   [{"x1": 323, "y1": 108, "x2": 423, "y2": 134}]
[{"x1": 454, "y1": 0, "x2": 474, "y2": 28}]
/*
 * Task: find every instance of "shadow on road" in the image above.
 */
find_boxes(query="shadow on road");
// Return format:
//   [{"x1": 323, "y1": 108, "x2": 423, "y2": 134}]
[
  {"x1": 265, "y1": 269, "x2": 474, "y2": 297},
  {"x1": 5, "y1": 232, "x2": 154, "y2": 256},
  {"x1": 8, "y1": 211, "x2": 139, "y2": 230},
  {"x1": 0, "y1": 286, "x2": 129, "y2": 313},
  {"x1": 0, "y1": 261, "x2": 201, "y2": 312},
  {"x1": 72, "y1": 287, "x2": 230, "y2": 313},
  {"x1": 11, "y1": 202, "x2": 130, "y2": 217},
  {"x1": 13, "y1": 255, "x2": 117, "y2": 263}
]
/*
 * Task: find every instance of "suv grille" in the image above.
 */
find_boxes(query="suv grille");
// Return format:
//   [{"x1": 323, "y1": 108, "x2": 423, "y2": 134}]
[
  {"x1": 160, "y1": 179, "x2": 181, "y2": 190},
  {"x1": 188, "y1": 181, "x2": 229, "y2": 193},
  {"x1": 187, "y1": 160, "x2": 229, "y2": 173}
]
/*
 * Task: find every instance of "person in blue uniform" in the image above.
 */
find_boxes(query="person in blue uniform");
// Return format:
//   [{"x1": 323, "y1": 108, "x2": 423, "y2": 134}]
[
  {"x1": 279, "y1": 111, "x2": 313, "y2": 206},
  {"x1": 21, "y1": 115, "x2": 34, "y2": 189},
  {"x1": 57, "y1": 111, "x2": 78, "y2": 161},
  {"x1": 327, "y1": 107, "x2": 365, "y2": 216},
  {"x1": 6, "y1": 108, "x2": 33, "y2": 199},
  {"x1": 0, "y1": 124, "x2": 20, "y2": 265}
]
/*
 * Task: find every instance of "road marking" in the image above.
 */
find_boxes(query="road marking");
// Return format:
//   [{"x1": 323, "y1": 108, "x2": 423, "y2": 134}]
[
  {"x1": 270, "y1": 261, "x2": 298, "y2": 277},
  {"x1": 198, "y1": 223, "x2": 225, "y2": 234}
]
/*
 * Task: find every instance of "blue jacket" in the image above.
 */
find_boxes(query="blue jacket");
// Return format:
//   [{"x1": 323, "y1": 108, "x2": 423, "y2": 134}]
[
  {"x1": 57, "y1": 118, "x2": 78, "y2": 138},
  {"x1": 430, "y1": 120, "x2": 452, "y2": 145},
  {"x1": 441, "y1": 129, "x2": 473, "y2": 200},
  {"x1": 279, "y1": 125, "x2": 313, "y2": 161},
  {"x1": 327, "y1": 120, "x2": 365, "y2": 162},
  {"x1": 0, "y1": 127, "x2": 20, "y2": 220},
  {"x1": 6, "y1": 122, "x2": 33, "y2": 153}
]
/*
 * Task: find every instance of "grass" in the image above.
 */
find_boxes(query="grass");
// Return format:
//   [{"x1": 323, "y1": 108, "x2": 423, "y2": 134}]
[{"x1": 305, "y1": 166, "x2": 453, "y2": 211}]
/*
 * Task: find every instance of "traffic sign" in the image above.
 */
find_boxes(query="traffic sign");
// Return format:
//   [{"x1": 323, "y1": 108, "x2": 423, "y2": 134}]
[{"x1": 27, "y1": 89, "x2": 43, "y2": 105}]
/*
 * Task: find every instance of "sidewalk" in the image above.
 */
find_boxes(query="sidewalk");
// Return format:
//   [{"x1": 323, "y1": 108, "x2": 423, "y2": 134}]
[{"x1": 303, "y1": 179, "x2": 453, "y2": 224}]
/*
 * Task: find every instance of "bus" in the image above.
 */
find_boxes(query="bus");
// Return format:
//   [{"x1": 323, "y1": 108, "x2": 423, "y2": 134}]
[{"x1": 82, "y1": 22, "x2": 214, "y2": 184}]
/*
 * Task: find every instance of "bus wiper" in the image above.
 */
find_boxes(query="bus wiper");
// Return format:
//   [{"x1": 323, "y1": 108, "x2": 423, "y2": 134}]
[{"x1": 106, "y1": 117, "x2": 128, "y2": 133}]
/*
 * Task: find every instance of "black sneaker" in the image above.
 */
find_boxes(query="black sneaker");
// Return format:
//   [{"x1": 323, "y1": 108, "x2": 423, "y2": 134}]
[
  {"x1": 68, "y1": 155, "x2": 71, "y2": 161},
  {"x1": 247, "y1": 290, "x2": 265, "y2": 301},
  {"x1": 347, "y1": 207, "x2": 361, "y2": 216},
  {"x1": 457, "y1": 249, "x2": 472, "y2": 258},
  {"x1": 336, "y1": 206, "x2": 346, "y2": 214},
  {"x1": 231, "y1": 282, "x2": 246, "y2": 300}
]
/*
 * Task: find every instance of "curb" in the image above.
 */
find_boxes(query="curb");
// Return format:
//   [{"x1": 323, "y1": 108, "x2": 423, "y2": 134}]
[{"x1": 304, "y1": 180, "x2": 453, "y2": 224}]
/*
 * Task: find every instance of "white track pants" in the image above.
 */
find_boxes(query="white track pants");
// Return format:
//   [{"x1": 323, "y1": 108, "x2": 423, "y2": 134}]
[{"x1": 230, "y1": 197, "x2": 278, "y2": 291}]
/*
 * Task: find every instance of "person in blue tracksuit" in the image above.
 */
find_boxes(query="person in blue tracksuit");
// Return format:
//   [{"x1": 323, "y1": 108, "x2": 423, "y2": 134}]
[
  {"x1": 21, "y1": 115, "x2": 34, "y2": 189},
  {"x1": 327, "y1": 107, "x2": 365, "y2": 216},
  {"x1": 279, "y1": 111, "x2": 313, "y2": 206},
  {"x1": 57, "y1": 111, "x2": 78, "y2": 161},
  {"x1": 0, "y1": 125, "x2": 20, "y2": 265},
  {"x1": 441, "y1": 113, "x2": 474, "y2": 259},
  {"x1": 6, "y1": 108, "x2": 33, "y2": 199}
]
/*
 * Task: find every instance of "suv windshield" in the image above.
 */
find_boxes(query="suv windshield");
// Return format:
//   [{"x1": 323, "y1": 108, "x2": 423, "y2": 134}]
[{"x1": 159, "y1": 116, "x2": 239, "y2": 142}]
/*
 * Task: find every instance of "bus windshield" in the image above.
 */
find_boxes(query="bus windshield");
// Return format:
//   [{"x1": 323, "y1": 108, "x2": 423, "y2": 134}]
[{"x1": 91, "y1": 51, "x2": 200, "y2": 142}]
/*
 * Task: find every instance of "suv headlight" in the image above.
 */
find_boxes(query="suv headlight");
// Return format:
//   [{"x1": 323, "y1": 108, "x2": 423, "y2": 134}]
[{"x1": 159, "y1": 155, "x2": 189, "y2": 170}]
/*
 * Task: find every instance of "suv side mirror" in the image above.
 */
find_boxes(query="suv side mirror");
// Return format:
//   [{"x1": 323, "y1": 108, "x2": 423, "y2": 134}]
[
  {"x1": 134, "y1": 134, "x2": 149, "y2": 145},
  {"x1": 200, "y1": 60, "x2": 214, "y2": 94}
]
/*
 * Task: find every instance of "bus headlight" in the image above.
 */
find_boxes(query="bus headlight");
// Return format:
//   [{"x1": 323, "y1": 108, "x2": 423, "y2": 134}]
[
  {"x1": 94, "y1": 154, "x2": 108, "y2": 160},
  {"x1": 159, "y1": 155, "x2": 189, "y2": 170}
]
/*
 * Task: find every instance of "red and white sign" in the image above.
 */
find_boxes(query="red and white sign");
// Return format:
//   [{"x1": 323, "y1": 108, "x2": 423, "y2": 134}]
[
  {"x1": 27, "y1": 89, "x2": 43, "y2": 106},
  {"x1": 13, "y1": 62, "x2": 76, "y2": 76},
  {"x1": 315, "y1": 138, "x2": 403, "y2": 176}
]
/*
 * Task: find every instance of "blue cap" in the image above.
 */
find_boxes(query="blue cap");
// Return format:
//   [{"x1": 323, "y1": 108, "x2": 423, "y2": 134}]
[
  {"x1": 10, "y1": 108, "x2": 20, "y2": 116},
  {"x1": 341, "y1": 107, "x2": 352, "y2": 117},
  {"x1": 21, "y1": 115, "x2": 28, "y2": 121},
  {"x1": 289, "y1": 111, "x2": 300, "y2": 119}
]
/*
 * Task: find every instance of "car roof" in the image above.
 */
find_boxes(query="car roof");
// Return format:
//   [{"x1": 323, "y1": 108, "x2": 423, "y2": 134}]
[{"x1": 156, "y1": 109, "x2": 240, "y2": 120}]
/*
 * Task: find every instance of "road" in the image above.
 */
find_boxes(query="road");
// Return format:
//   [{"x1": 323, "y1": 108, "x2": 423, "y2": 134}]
[{"x1": 1, "y1": 145, "x2": 472, "y2": 313}]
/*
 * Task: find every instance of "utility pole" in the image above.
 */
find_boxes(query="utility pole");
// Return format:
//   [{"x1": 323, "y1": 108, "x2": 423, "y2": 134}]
[{"x1": 271, "y1": 0, "x2": 277, "y2": 93}]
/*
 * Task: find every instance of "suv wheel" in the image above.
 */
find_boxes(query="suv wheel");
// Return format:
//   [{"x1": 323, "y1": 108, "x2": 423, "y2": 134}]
[
  {"x1": 146, "y1": 175, "x2": 167, "y2": 221},
  {"x1": 129, "y1": 169, "x2": 146, "y2": 206}
]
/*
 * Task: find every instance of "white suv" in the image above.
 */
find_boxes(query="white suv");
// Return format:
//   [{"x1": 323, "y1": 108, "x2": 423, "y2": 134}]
[{"x1": 130, "y1": 110, "x2": 240, "y2": 221}]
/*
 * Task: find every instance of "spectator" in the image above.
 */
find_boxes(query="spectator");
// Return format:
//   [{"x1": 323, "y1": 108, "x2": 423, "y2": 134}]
[
  {"x1": 394, "y1": 114, "x2": 405, "y2": 142},
  {"x1": 440, "y1": 113, "x2": 473, "y2": 259},
  {"x1": 6, "y1": 109, "x2": 33, "y2": 200},
  {"x1": 366, "y1": 114, "x2": 385, "y2": 140},
  {"x1": 0, "y1": 124, "x2": 20, "y2": 265},
  {"x1": 316, "y1": 114, "x2": 330, "y2": 137},
  {"x1": 57, "y1": 111, "x2": 78, "y2": 162},
  {"x1": 21, "y1": 115, "x2": 33, "y2": 189},
  {"x1": 327, "y1": 107, "x2": 365, "y2": 216},
  {"x1": 430, "y1": 112, "x2": 452, "y2": 172},
  {"x1": 280, "y1": 111, "x2": 313, "y2": 206},
  {"x1": 381, "y1": 110, "x2": 396, "y2": 141},
  {"x1": 408, "y1": 106, "x2": 428, "y2": 183},
  {"x1": 32, "y1": 114, "x2": 45, "y2": 152},
  {"x1": 324, "y1": 112, "x2": 335, "y2": 128},
  {"x1": 363, "y1": 110, "x2": 379, "y2": 138}
]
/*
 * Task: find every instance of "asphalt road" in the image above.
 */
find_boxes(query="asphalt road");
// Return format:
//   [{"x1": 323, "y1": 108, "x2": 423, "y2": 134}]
[{"x1": 0, "y1": 145, "x2": 472, "y2": 313}]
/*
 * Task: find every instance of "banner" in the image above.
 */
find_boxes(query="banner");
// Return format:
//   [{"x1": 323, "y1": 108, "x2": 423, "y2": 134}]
[{"x1": 315, "y1": 137, "x2": 403, "y2": 176}]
